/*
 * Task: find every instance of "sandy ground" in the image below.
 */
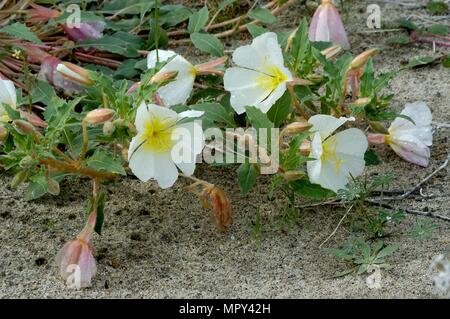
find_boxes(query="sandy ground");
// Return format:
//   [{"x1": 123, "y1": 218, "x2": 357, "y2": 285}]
[{"x1": 0, "y1": 1, "x2": 449, "y2": 298}]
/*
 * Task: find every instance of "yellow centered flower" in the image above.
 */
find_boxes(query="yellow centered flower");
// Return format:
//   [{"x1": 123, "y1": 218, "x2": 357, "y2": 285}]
[
  {"x1": 0, "y1": 79, "x2": 17, "y2": 122},
  {"x1": 224, "y1": 32, "x2": 293, "y2": 114}
]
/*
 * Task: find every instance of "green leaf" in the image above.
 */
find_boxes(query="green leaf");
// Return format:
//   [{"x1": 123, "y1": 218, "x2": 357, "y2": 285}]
[
  {"x1": 267, "y1": 91, "x2": 291, "y2": 127},
  {"x1": 77, "y1": 34, "x2": 140, "y2": 57},
  {"x1": 407, "y1": 56, "x2": 437, "y2": 68},
  {"x1": 248, "y1": 7, "x2": 277, "y2": 24},
  {"x1": 0, "y1": 22, "x2": 43, "y2": 44},
  {"x1": 160, "y1": 5, "x2": 192, "y2": 27},
  {"x1": 246, "y1": 24, "x2": 267, "y2": 38},
  {"x1": 428, "y1": 24, "x2": 449, "y2": 35},
  {"x1": 237, "y1": 163, "x2": 258, "y2": 195},
  {"x1": 25, "y1": 174, "x2": 48, "y2": 201},
  {"x1": 188, "y1": 6, "x2": 209, "y2": 34},
  {"x1": 114, "y1": 59, "x2": 140, "y2": 79},
  {"x1": 85, "y1": 150, "x2": 126, "y2": 175},
  {"x1": 427, "y1": 1, "x2": 449, "y2": 15},
  {"x1": 2, "y1": 104, "x2": 20, "y2": 121},
  {"x1": 388, "y1": 35, "x2": 411, "y2": 46},
  {"x1": 397, "y1": 19, "x2": 417, "y2": 30},
  {"x1": 190, "y1": 32, "x2": 224, "y2": 57},
  {"x1": 443, "y1": 55, "x2": 450, "y2": 68},
  {"x1": 290, "y1": 179, "x2": 335, "y2": 199},
  {"x1": 218, "y1": 0, "x2": 238, "y2": 11},
  {"x1": 30, "y1": 80, "x2": 57, "y2": 104},
  {"x1": 364, "y1": 149, "x2": 381, "y2": 165},
  {"x1": 376, "y1": 243, "x2": 399, "y2": 259},
  {"x1": 191, "y1": 103, "x2": 236, "y2": 127},
  {"x1": 245, "y1": 106, "x2": 274, "y2": 129}
]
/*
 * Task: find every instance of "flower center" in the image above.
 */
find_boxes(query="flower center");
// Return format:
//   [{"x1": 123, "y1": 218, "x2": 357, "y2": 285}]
[
  {"x1": 141, "y1": 116, "x2": 176, "y2": 153},
  {"x1": 256, "y1": 65, "x2": 288, "y2": 91},
  {"x1": 321, "y1": 136, "x2": 345, "y2": 171}
]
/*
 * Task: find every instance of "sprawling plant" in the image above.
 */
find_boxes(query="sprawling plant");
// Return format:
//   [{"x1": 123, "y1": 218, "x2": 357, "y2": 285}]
[{"x1": 0, "y1": 0, "x2": 436, "y2": 289}]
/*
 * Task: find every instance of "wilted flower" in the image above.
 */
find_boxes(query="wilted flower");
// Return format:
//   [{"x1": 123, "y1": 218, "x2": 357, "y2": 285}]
[
  {"x1": 368, "y1": 102, "x2": 432, "y2": 167},
  {"x1": 0, "y1": 79, "x2": 17, "y2": 122},
  {"x1": 147, "y1": 50, "x2": 196, "y2": 106},
  {"x1": 128, "y1": 103, "x2": 204, "y2": 188},
  {"x1": 200, "y1": 185, "x2": 233, "y2": 231},
  {"x1": 306, "y1": 115, "x2": 368, "y2": 192},
  {"x1": 57, "y1": 62, "x2": 94, "y2": 86},
  {"x1": 39, "y1": 57, "x2": 82, "y2": 93},
  {"x1": 309, "y1": 0, "x2": 350, "y2": 49},
  {"x1": 63, "y1": 21, "x2": 105, "y2": 42},
  {"x1": 224, "y1": 32, "x2": 293, "y2": 114},
  {"x1": 56, "y1": 211, "x2": 97, "y2": 289}
]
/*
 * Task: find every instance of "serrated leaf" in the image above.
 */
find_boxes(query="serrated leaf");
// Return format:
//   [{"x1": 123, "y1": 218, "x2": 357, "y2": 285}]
[
  {"x1": 190, "y1": 32, "x2": 224, "y2": 57},
  {"x1": 0, "y1": 22, "x2": 43, "y2": 44},
  {"x1": 188, "y1": 6, "x2": 209, "y2": 34},
  {"x1": 31, "y1": 80, "x2": 57, "y2": 104},
  {"x1": 248, "y1": 7, "x2": 277, "y2": 24},
  {"x1": 376, "y1": 243, "x2": 399, "y2": 259},
  {"x1": 237, "y1": 163, "x2": 258, "y2": 195}
]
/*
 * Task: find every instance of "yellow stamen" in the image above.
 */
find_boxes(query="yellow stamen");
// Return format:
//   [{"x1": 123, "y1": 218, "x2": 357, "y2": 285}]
[
  {"x1": 256, "y1": 65, "x2": 288, "y2": 91},
  {"x1": 141, "y1": 116, "x2": 176, "y2": 153},
  {"x1": 321, "y1": 136, "x2": 345, "y2": 171}
]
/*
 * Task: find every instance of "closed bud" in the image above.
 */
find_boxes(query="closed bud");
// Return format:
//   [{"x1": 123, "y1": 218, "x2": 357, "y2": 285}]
[
  {"x1": 283, "y1": 122, "x2": 312, "y2": 135},
  {"x1": 349, "y1": 48, "x2": 379, "y2": 71},
  {"x1": 57, "y1": 62, "x2": 94, "y2": 86},
  {"x1": 321, "y1": 45, "x2": 342, "y2": 59},
  {"x1": 0, "y1": 125, "x2": 8, "y2": 142},
  {"x1": 13, "y1": 119, "x2": 35, "y2": 135},
  {"x1": 102, "y1": 121, "x2": 115, "y2": 136},
  {"x1": 84, "y1": 108, "x2": 115, "y2": 125},
  {"x1": 351, "y1": 97, "x2": 372, "y2": 107},
  {"x1": 149, "y1": 71, "x2": 178, "y2": 85},
  {"x1": 299, "y1": 140, "x2": 311, "y2": 156},
  {"x1": 11, "y1": 170, "x2": 28, "y2": 188},
  {"x1": 367, "y1": 133, "x2": 387, "y2": 145},
  {"x1": 47, "y1": 178, "x2": 60, "y2": 195},
  {"x1": 283, "y1": 171, "x2": 305, "y2": 181},
  {"x1": 369, "y1": 121, "x2": 389, "y2": 134}
]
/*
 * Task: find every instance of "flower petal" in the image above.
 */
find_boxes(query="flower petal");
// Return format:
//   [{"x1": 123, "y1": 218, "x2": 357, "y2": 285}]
[
  {"x1": 390, "y1": 133, "x2": 430, "y2": 167},
  {"x1": 0, "y1": 79, "x2": 17, "y2": 112},
  {"x1": 259, "y1": 82, "x2": 288, "y2": 113},
  {"x1": 147, "y1": 49, "x2": 177, "y2": 69},
  {"x1": 224, "y1": 67, "x2": 272, "y2": 114},
  {"x1": 308, "y1": 115, "x2": 354, "y2": 139},
  {"x1": 178, "y1": 110, "x2": 204, "y2": 119},
  {"x1": 153, "y1": 152, "x2": 179, "y2": 188},
  {"x1": 128, "y1": 136, "x2": 156, "y2": 182},
  {"x1": 134, "y1": 102, "x2": 153, "y2": 132}
]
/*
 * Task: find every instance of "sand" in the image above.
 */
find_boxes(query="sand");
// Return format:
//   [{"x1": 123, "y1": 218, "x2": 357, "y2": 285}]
[{"x1": 0, "y1": 1, "x2": 449, "y2": 298}]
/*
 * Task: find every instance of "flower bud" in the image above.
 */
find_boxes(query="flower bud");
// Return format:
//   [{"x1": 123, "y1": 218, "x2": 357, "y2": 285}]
[
  {"x1": 13, "y1": 119, "x2": 35, "y2": 135},
  {"x1": 367, "y1": 133, "x2": 387, "y2": 145},
  {"x1": 349, "y1": 48, "x2": 379, "y2": 71},
  {"x1": 283, "y1": 171, "x2": 305, "y2": 181},
  {"x1": 27, "y1": 3, "x2": 61, "y2": 24},
  {"x1": 351, "y1": 97, "x2": 372, "y2": 107},
  {"x1": 369, "y1": 121, "x2": 389, "y2": 134},
  {"x1": 321, "y1": 45, "x2": 342, "y2": 59},
  {"x1": 103, "y1": 121, "x2": 115, "y2": 136},
  {"x1": 299, "y1": 140, "x2": 311, "y2": 156},
  {"x1": 0, "y1": 125, "x2": 8, "y2": 142},
  {"x1": 39, "y1": 57, "x2": 83, "y2": 93},
  {"x1": 57, "y1": 62, "x2": 94, "y2": 86},
  {"x1": 149, "y1": 71, "x2": 178, "y2": 85},
  {"x1": 84, "y1": 108, "x2": 115, "y2": 125},
  {"x1": 282, "y1": 122, "x2": 312, "y2": 135},
  {"x1": 19, "y1": 155, "x2": 34, "y2": 169}
]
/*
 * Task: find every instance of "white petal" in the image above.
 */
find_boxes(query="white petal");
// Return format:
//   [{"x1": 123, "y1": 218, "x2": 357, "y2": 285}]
[
  {"x1": 0, "y1": 79, "x2": 17, "y2": 113},
  {"x1": 308, "y1": 115, "x2": 354, "y2": 139},
  {"x1": 134, "y1": 102, "x2": 153, "y2": 132},
  {"x1": 147, "y1": 49, "x2": 177, "y2": 69},
  {"x1": 389, "y1": 101, "x2": 432, "y2": 146},
  {"x1": 334, "y1": 128, "x2": 368, "y2": 157},
  {"x1": 317, "y1": 160, "x2": 349, "y2": 192},
  {"x1": 232, "y1": 32, "x2": 284, "y2": 72},
  {"x1": 224, "y1": 67, "x2": 272, "y2": 114},
  {"x1": 153, "y1": 152, "x2": 179, "y2": 189},
  {"x1": 309, "y1": 132, "x2": 323, "y2": 159},
  {"x1": 307, "y1": 159, "x2": 322, "y2": 185},
  {"x1": 173, "y1": 120, "x2": 205, "y2": 155},
  {"x1": 147, "y1": 103, "x2": 178, "y2": 123},
  {"x1": 178, "y1": 110, "x2": 204, "y2": 119},
  {"x1": 258, "y1": 82, "x2": 287, "y2": 113},
  {"x1": 128, "y1": 136, "x2": 156, "y2": 182},
  {"x1": 390, "y1": 133, "x2": 430, "y2": 167}
]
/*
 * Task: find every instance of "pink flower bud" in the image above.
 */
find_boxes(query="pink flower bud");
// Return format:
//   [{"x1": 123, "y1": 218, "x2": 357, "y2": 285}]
[
  {"x1": 27, "y1": 3, "x2": 61, "y2": 24},
  {"x1": 309, "y1": 0, "x2": 350, "y2": 49},
  {"x1": 367, "y1": 133, "x2": 387, "y2": 145},
  {"x1": 57, "y1": 62, "x2": 94, "y2": 87},
  {"x1": 63, "y1": 22, "x2": 105, "y2": 42},
  {"x1": 39, "y1": 57, "x2": 82, "y2": 93},
  {"x1": 84, "y1": 108, "x2": 115, "y2": 125}
]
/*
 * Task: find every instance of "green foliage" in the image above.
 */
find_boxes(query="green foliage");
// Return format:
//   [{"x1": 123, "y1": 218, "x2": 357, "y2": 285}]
[
  {"x1": 188, "y1": 6, "x2": 209, "y2": 34},
  {"x1": 325, "y1": 238, "x2": 399, "y2": 276},
  {"x1": 247, "y1": 8, "x2": 277, "y2": 24},
  {"x1": 409, "y1": 219, "x2": 438, "y2": 240},
  {"x1": 237, "y1": 162, "x2": 258, "y2": 195},
  {"x1": 0, "y1": 22, "x2": 43, "y2": 44},
  {"x1": 190, "y1": 32, "x2": 224, "y2": 57},
  {"x1": 427, "y1": 1, "x2": 449, "y2": 15}
]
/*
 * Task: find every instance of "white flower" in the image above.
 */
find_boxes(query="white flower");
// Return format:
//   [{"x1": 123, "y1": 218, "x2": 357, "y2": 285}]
[
  {"x1": 307, "y1": 115, "x2": 368, "y2": 192},
  {"x1": 128, "y1": 103, "x2": 204, "y2": 189},
  {"x1": 223, "y1": 32, "x2": 293, "y2": 114},
  {"x1": 0, "y1": 79, "x2": 17, "y2": 122},
  {"x1": 147, "y1": 50, "x2": 196, "y2": 107},
  {"x1": 387, "y1": 101, "x2": 432, "y2": 167}
]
